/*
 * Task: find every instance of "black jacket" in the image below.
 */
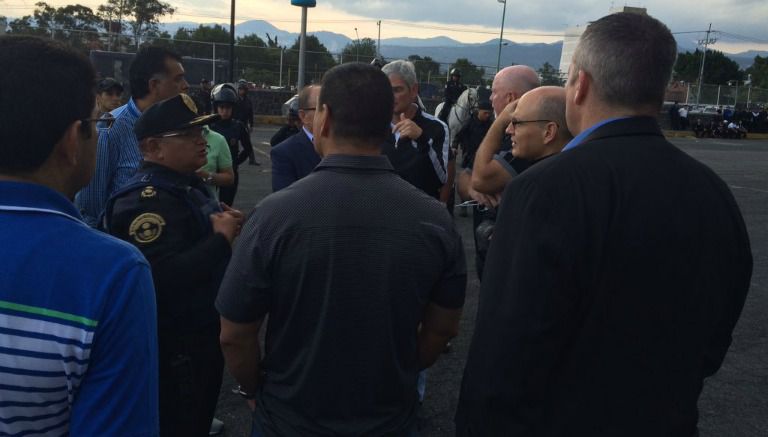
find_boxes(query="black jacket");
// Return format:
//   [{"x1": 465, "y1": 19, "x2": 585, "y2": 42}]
[
  {"x1": 456, "y1": 117, "x2": 752, "y2": 436},
  {"x1": 210, "y1": 118, "x2": 251, "y2": 168},
  {"x1": 106, "y1": 162, "x2": 231, "y2": 343}
]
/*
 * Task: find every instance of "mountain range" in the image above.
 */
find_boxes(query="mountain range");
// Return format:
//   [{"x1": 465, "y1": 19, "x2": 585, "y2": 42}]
[{"x1": 162, "y1": 19, "x2": 765, "y2": 71}]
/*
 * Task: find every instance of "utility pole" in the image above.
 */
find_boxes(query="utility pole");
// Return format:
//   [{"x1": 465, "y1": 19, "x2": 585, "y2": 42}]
[
  {"x1": 695, "y1": 23, "x2": 717, "y2": 106},
  {"x1": 228, "y1": 0, "x2": 235, "y2": 83},
  {"x1": 354, "y1": 27, "x2": 360, "y2": 62},
  {"x1": 377, "y1": 20, "x2": 381, "y2": 59}
]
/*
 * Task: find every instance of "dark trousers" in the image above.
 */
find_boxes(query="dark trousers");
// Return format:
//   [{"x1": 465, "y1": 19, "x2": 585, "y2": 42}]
[
  {"x1": 219, "y1": 169, "x2": 239, "y2": 206},
  {"x1": 159, "y1": 333, "x2": 224, "y2": 437}
]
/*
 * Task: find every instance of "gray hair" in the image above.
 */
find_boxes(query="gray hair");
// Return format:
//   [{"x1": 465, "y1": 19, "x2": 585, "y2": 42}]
[
  {"x1": 537, "y1": 89, "x2": 572, "y2": 140},
  {"x1": 382, "y1": 60, "x2": 418, "y2": 89},
  {"x1": 569, "y1": 12, "x2": 677, "y2": 109}
]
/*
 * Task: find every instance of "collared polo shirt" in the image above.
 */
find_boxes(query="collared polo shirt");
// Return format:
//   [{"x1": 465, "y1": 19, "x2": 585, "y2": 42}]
[
  {"x1": 0, "y1": 181, "x2": 158, "y2": 436},
  {"x1": 217, "y1": 154, "x2": 466, "y2": 436}
]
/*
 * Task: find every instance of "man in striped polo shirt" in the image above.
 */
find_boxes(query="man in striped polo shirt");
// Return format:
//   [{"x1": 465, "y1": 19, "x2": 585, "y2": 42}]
[
  {"x1": 0, "y1": 36, "x2": 159, "y2": 436},
  {"x1": 76, "y1": 45, "x2": 189, "y2": 226}
]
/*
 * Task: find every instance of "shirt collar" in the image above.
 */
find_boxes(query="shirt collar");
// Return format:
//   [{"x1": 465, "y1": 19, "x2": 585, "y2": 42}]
[
  {"x1": 126, "y1": 98, "x2": 142, "y2": 118},
  {"x1": 0, "y1": 181, "x2": 83, "y2": 222},
  {"x1": 302, "y1": 126, "x2": 314, "y2": 142},
  {"x1": 315, "y1": 154, "x2": 394, "y2": 172},
  {"x1": 562, "y1": 117, "x2": 630, "y2": 152}
]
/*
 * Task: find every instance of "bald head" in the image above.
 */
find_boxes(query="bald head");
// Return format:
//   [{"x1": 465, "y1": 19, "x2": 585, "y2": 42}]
[
  {"x1": 490, "y1": 65, "x2": 540, "y2": 116},
  {"x1": 506, "y1": 86, "x2": 572, "y2": 161}
]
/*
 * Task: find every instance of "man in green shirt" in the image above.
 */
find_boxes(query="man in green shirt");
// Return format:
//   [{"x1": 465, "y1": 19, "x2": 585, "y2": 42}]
[{"x1": 197, "y1": 126, "x2": 234, "y2": 199}]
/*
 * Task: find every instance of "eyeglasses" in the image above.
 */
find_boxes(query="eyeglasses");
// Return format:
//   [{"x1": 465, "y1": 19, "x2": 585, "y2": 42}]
[
  {"x1": 81, "y1": 117, "x2": 116, "y2": 130},
  {"x1": 300, "y1": 107, "x2": 316, "y2": 111},
  {"x1": 509, "y1": 119, "x2": 556, "y2": 128}
]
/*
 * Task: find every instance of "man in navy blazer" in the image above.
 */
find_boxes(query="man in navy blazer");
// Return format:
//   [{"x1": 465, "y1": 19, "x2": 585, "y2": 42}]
[
  {"x1": 456, "y1": 12, "x2": 752, "y2": 437},
  {"x1": 271, "y1": 85, "x2": 322, "y2": 192}
]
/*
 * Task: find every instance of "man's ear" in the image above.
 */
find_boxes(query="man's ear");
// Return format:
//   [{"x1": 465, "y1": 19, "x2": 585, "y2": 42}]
[
  {"x1": 573, "y1": 70, "x2": 590, "y2": 106},
  {"x1": 141, "y1": 138, "x2": 162, "y2": 159},
  {"x1": 542, "y1": 121, "x2": 558, "y2": 144},
  {"x1": 316, "y1": 104, "x2": 331, "y2": 139},
  {"x1": 54, "y1": 120, "x2": 82, "y2": 167}
]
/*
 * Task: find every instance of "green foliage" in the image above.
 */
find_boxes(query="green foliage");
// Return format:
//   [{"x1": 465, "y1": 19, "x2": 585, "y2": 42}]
[
  {"x1": 8, "y1": 2, "x2": 102, "y2": 52},
  {"x1": 285, "y1": 35, "x2": 337, "y2": 83},
  {"x1": 451, "y1": 58, "x2": 485, "y2": 86},
  {"x1": 408, "y1": 54, "x2": 440, "y2": 82},
  {"x1": 745, "y1": 55, "x2": 768, "y2": 89},
  {"x1": 674, "y1": 49, "x2": 744, "y2": 85},
  {"x1": 538, "y1": 62, "x2": 563, "y2": 86},
  {"x1": 341, "y1": 37, "x2": 377, "y2": 63}
]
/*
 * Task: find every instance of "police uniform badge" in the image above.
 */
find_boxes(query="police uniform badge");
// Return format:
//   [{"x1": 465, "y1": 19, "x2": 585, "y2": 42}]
[
  {"x1": 129, "y1": 213, "x2": 166, "y2": 244},
  {"x1": 181, "y1": 93, "x2": 198, "y2": 114}
]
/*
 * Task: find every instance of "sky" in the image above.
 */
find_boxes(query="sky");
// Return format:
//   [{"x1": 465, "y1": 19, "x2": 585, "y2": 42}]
[{"x1": 3, "y1": 0, "x2": 768, "y2": 54}]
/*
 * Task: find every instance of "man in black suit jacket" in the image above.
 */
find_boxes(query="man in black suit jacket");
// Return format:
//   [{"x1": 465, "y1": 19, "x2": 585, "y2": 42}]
[
  {"x1": 456, "y1": 12, "x2": 753, "y2": 437},
  {"x1": 271, "y1": 85, "x2": 322, "y2": 192}
]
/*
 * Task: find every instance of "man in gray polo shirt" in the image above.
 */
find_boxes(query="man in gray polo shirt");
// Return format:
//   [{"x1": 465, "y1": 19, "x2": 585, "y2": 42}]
[{"x1": 216, "y1": 62, "x2": 467, "y2": 436}]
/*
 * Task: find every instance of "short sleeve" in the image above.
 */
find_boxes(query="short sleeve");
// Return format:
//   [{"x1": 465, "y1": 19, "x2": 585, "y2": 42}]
[
  {"x1": 216, "y1": 209, "x2": 272, "y2": 323},
  {"x1": 70, "y1": 260, "x2": 159, "y2": 435},
  {"x1": 429, "y1": 229, "x2": 467, "y2": 309}
]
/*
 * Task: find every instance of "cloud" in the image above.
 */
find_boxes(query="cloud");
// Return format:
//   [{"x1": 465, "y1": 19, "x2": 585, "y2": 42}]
[{"x1": 319, "y1": 0, "x2": 768, "y2": 43}]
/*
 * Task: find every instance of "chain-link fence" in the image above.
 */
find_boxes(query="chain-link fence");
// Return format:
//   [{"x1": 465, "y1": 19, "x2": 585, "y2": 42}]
[{"x1": 683, "y1": 83, "x2": 768, "y2": 109}]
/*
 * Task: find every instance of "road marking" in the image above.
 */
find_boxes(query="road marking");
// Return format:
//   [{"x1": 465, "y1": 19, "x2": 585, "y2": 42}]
[{"x1": 730, "y1": 185, "x2": 768, "y2": 194}]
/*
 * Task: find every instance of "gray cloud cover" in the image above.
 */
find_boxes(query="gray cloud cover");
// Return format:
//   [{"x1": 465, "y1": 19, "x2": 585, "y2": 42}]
[{"x1": 321, "y1": 0, "x2": 768, "y2": 44}]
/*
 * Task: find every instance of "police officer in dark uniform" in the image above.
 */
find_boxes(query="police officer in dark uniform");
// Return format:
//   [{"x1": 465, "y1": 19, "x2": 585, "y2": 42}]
[
  {"x1": 210, "y1": 84, "x2": 255, "y2": 206},
  {"x1": 103, "y1": 94, "x2": 243, "y2": 437},
  {"x1": 191, "y1": 78, "x2": 213, "y2": 115},
  {"x1": 438, "y1": 68, "x2": 467, "y2": 123}
]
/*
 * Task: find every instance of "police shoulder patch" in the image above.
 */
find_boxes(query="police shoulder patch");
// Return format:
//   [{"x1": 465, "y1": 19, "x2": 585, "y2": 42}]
[{"x1": 128, "y1": 213, "x2": 166, "y2": 244}]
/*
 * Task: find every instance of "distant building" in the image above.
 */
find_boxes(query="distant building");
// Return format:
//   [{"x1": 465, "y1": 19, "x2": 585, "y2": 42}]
[{"x1": 558, "y1": 6, "x2": 648, "y2": 77}]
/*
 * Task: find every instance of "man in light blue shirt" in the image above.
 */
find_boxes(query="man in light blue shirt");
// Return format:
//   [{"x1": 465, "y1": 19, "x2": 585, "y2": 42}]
[
  {"x1": 76, "y1": 46, "x2": 189, "y2": 226},
  {"x1": 0, "y1": 35, "x2": 159, "y2": 436}
]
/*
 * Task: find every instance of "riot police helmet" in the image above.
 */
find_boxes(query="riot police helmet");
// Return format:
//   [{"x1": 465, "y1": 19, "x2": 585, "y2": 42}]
[{"x1": 211, "y1": 83, "x2": 238, "y2": 105}]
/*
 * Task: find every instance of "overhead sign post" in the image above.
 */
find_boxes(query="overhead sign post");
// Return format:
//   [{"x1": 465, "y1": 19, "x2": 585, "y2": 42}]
[{"x1": 291, "y1": 0, "x2": 317, "y2": 91}]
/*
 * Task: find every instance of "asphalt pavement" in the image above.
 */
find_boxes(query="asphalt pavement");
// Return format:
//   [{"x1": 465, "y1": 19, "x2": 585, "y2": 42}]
[{"x1": 213, "y1": 127, "x2": 767, "y2": 436}]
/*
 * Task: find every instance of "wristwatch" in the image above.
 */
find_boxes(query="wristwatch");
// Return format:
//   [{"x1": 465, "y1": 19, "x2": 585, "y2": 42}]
[
  {"x1": 203, "y1": 174, "x2": 214, "y2": 185},
  {"x1": 233, "y1": 385, "x2": 256, "y2": 400}
]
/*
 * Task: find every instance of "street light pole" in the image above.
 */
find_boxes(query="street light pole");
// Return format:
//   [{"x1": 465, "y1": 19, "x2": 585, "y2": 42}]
[
  {"x1": 377, "y1": 20, "x2": 381, "y2": 59},
  {"x1": 496, "y1": 0, "x2": 507, "y2": 73},
  {"x1": 292, "y1": 0, "x2": 317, "y2": 91}
]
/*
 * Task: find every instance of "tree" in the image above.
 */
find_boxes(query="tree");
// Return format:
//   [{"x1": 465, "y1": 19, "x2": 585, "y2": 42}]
[
  {"x1": 97, "y1": 0, "x2": 174, "y2": 47},
  {"x1": 173, "y1": 24, "x2": 229, "y2": 58},
  {"x1": 8, "y1": 3, "x2": 102, "y2": 51},
  {"x1": 285, "y1": 35, "x2": 337, "y2": 84},
  {"x1": 538, "y1": 62, "x2": 563, "y2": 86},
  {"x1": 237, "y1": 34, "x2": 281, "y2": 85},
  {"x1": 341, "y1": 37, "x2": 377, "y2": 63},
  {"x1": 674, "y1": 49, "x2": 744, "y2": 85},
  {"x1": 745, "y1": 55, "x2": 768, "y2": 89},
  {"x1": 408, "y1": 54, "x2": 440, "y2": 82},
  {"x1": 451, "y1": 58, "x2": 485, "y2": 86}
]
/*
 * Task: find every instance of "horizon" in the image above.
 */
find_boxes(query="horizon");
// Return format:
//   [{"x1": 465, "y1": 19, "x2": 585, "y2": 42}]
[{"x1": 2, "y1": 0, "x2": 768, "y2": 55}]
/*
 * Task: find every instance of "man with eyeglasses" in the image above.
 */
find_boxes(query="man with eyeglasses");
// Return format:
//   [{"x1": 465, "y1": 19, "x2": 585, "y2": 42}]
[
  {"x1": 103, "y1": 94, "x2": 244, "y2": 436},
  {"x1": 270, "y1": 84, "x2": 322, "y2": 192},
  {"x1": 503, "y1": 86, "x2": 571, "y2": 163},
  {"x1": 76, "y1": 46, "x2": 189, "y2": 227}
]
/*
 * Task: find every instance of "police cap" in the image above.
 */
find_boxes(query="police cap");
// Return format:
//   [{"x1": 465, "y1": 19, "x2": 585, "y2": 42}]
[{"x1": 134, "y1": 94, "x2": 219, "y2": 140}]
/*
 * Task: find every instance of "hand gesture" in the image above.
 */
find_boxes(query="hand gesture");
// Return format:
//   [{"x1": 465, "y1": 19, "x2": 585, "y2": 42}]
[
  {"x1": 210, "y1": 212, "x2": 241, "y2": 245},
  {"x1": 392, "y1": 113, "x2": 423, "y2": 140},
  {"x1": 495, "y1": 98, "x2": 520, "y2": 127}
]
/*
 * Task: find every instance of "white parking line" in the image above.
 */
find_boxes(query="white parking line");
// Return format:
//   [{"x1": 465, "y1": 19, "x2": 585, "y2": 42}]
[{"x1": 729, "y1": 185, "x2": 768, "y2": 194}]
